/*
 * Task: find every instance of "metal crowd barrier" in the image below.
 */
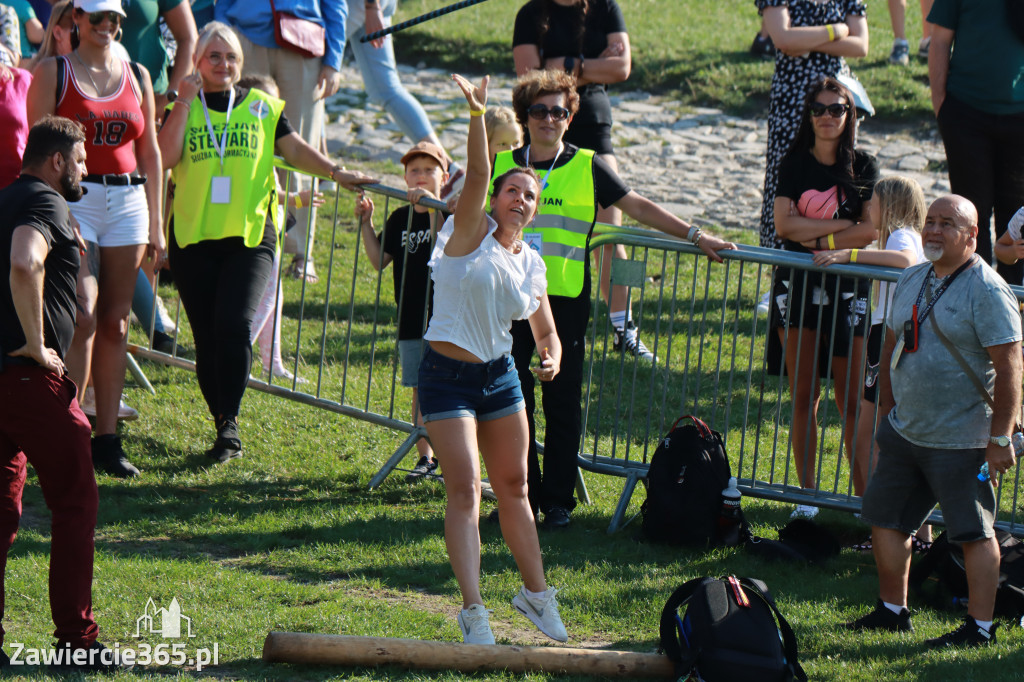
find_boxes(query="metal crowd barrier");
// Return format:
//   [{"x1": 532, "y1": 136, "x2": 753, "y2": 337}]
[
  {"x1": 130, "y1": 161, "x2": 1024, "y2": 535},
  {"x1": 583, "y1": 226, "x2": 1024, "y2": 536}
]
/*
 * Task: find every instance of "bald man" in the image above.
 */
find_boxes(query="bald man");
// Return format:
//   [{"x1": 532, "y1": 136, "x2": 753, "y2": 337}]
[{"x1": 845, "y1": 195, "x2": 1023, "y2": 647}]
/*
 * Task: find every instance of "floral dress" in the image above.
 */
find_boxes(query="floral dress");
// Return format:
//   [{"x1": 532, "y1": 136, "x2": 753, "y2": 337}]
[
  {"x1": 0, "y1": 4, "x2": 20, "y2": 68},
  {"x1": 755, "y1": 0, "x2": 866, "y2": 248}
]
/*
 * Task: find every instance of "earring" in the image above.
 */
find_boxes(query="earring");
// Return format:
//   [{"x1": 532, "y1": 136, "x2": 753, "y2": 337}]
[{"x1": 115, "y1": 26, "x2": 123, "y2": 42}]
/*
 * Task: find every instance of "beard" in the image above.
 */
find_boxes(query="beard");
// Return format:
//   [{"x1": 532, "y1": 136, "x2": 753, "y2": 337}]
[
  {"x1": 923, "y1": 243, "x2": 943, "y2": 262},
  {"x1": 60, "y1": 168, "x2": 83, "y2": 202}
]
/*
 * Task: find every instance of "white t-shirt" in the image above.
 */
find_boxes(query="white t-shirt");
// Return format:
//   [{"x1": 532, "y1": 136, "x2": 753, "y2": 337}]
[
  {"x1": 1006, "y1": 205, "x2": 1024, "y2": 242},
  {"x1": 424, "y1": 215, "x2": 547, "y2": 362},
  {"x1": 871, "y1": 226, "x2": 925, "y2": 326}
]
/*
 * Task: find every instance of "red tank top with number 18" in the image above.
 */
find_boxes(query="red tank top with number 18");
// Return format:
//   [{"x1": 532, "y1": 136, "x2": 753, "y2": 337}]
[{"x1": 55, "y1": 55, "x2": 144, "y2": 175}]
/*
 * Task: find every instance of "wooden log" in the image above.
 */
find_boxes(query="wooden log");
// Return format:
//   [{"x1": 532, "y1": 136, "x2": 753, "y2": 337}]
[{"x1": 263, "y1": 632, "x2": 674, "y2": 678}]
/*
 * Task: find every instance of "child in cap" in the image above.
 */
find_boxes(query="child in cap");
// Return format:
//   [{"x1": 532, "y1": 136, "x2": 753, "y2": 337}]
[{"x1": 355, "y1": 141, "x2": 450, "y2": 481}]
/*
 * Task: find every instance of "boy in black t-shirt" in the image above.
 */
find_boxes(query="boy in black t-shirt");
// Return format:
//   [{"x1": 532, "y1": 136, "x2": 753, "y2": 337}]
[{"x1": 355, "y1": 141, "x2": 449, "y2": 482}]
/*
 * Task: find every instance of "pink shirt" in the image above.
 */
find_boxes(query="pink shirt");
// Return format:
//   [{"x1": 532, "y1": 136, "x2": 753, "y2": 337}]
[{"x1": 0, "y1": 67, "x2": 30, "y2": 189}]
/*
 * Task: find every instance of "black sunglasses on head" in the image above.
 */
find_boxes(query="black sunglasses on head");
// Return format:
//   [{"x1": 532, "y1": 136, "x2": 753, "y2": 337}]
[
  {"x1": 526, "y1": 104, "x2": 570, "y2": 121},
  {"x1": 88, "y1": 10, "x2": 122, "y2": 25},
  {"x1": 809, "y1": 102, "x2": 849, "y2": 118}
]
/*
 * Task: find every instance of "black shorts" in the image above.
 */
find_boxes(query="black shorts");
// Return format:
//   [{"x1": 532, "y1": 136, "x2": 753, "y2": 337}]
[
  {"x1": 563, "y1": 121, "x2": 614, "y2": 156},
  {"x1": 770, "y1": 269, "x2": 869, "y2": 352}
]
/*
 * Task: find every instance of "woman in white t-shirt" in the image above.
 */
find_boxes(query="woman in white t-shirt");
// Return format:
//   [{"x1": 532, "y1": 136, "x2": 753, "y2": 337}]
[
  {"x1": 419, "y1": 73, "x2": 564, "y2": 646},
  {"x1": 813, "y1": 175, "x2": 926, "y2": 496}
]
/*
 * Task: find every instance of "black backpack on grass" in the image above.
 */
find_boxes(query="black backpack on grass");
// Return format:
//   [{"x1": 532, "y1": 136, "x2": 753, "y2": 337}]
[
  {"x1": 641, "y1": 415, "x2": 742, "y2": 546},
  {"x1": 659, "y1": 576, "x2": 807, "y2": 682},
  {"x1": 909, "y1": 529, "x2": 1024, "y2": 619}
]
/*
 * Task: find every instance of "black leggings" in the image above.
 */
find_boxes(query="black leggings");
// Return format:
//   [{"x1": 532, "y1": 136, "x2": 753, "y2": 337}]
[{"x1": 169, "y1": 223, "x2": 276, "y2": 421}]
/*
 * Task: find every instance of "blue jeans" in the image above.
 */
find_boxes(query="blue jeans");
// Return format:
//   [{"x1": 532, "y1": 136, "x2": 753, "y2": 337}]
[
  {"x1": 131, "y1": 270, "x2": 165, "y2": 335},
  {"x1": 347, "y1": 0, "x2": 435, "y2": 144},
  {"x1": 418, "y1": 345, "x2": 524, "y2": 423}
]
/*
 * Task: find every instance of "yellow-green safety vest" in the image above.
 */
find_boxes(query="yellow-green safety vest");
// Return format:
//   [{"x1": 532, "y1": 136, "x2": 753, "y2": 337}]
[
  {"x1": 492, "y1": 147, "x2": 596, "y2": 298},
  {"x1": 171, "y1": 88, "x2": 284, "y2": 248}
]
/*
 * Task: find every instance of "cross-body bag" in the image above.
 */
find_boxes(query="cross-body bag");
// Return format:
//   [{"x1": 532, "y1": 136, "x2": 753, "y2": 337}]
[
  {"x1": 269, "y1": 0, "x2": 326, "y2": 59},
  {"x1": 928, "y1": 304, "x2": 1024, "y2": 439}
]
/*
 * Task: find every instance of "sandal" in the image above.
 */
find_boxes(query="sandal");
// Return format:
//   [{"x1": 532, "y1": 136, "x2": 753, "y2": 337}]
[
  {"x1": 851, "y1": 538, "x2": 872, "y2": 552},
  {"x1": 287, "y1": 256, "x2": 319, "y2": 284}
]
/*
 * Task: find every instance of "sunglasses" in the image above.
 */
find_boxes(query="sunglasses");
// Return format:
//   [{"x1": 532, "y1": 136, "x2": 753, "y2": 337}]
[
  {"x1": 88, "y1": 11, "x2": 122, "y2": 25},
  {"x1": 809, "y1": 102, "x2": 849, "y2": 118},
  {"x1": 526, "y1": 104, "x2": 570, "y2": 121}
]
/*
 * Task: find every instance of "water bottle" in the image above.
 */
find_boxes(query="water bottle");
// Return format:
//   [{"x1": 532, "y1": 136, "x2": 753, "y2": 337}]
[
  {"x1": 717, "y1": 477, "x2": 743, "y2": 546},
  {"x1": 1013, "y1": 432, "x2": 1024, "y2": 457}
]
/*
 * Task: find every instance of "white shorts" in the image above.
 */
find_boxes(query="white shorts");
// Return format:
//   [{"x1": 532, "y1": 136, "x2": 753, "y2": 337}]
[{"x1": 73, "y1": 181, "x2": 149, "y2": 247}]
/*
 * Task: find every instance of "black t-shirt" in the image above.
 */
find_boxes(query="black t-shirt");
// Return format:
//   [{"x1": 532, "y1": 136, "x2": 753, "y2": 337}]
[
  {"x1": 776, "y1": 148, "x2": 879, "y2": 292},
  {"x1": 509, "y1": 143, "x2": 630, "y2": 209},
  {"x1": 382, "y1": 205, "x2": 447, "y2": 340},
  {"x1": 0, "y1": 175, "x2": 78, "y2": 360},
  {"x1": 176, "y1": 87, "x2": 295, "y2": 139},
  {"x1": 512, "y1": 0, "x2": 627, "y2": 125}
]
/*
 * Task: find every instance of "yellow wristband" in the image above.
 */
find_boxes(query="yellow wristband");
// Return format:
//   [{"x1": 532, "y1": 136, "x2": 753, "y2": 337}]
[
  {"x1": 295, "y1": 195, "x2": 303, "y2": 209},
  {"x1": 850, "y1": 249, "x2": 858, "y2": 263},
  {"x1": 469, "y1": 109, "x2": 485, "y2": 117},
  {"x1": 827, "y1": 233, "x2": 836, "y2": 249},
  {"x1": 826, "y1": 24, "x2": 836, "y2": 41}
]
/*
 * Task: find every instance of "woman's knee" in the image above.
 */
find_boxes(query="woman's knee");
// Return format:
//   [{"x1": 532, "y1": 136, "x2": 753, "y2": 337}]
[
  {"x1": 94, "y1": 310, "x2": 129, "y2": 343},
  {"x1": 445, "y1": 479, "x2": 481, "y2": 512}
]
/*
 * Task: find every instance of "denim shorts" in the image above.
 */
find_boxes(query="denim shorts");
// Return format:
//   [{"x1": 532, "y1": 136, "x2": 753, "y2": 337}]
[
  {"x1": 397, "y1": 339, "x2": 426, "y2": 388},
  {"x1": 417, "y1": 345, "x2": 524, "y2": 423},
  {"x1": 861, "y1": 418, "x2": 996, "y2": 543}
]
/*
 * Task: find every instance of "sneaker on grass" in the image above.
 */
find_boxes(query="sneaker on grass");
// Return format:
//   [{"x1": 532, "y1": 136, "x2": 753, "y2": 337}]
[
  {"x1": 889, "y1": 39, "x2": 910, "y2": 66},
  {"x1": 926, "y1": 616, "x2": 997, "y2": 648},
  {"x1": 612, "y1": 321, "x2": 654, "y2": 362},
  {"x1": 457, "y1": 604, "x2": 495, "y2": 645},
  {"x1": 405, "y1": 456, "x2": 438, "y2": 482},
  {"x1": 512, "y1": 586, "x2": 568, "y2": 642},
  {"x1": 790, "y1": 504, "x2": 819, "y2": 520},
  {"x1": 845, "y1": 599, "x2": 913, "y2": 632}
]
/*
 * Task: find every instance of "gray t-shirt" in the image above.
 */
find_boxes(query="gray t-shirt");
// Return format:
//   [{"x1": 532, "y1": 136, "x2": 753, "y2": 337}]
[{"x1": 887, "y1": 258, "x2": 1022, "y2": 449}]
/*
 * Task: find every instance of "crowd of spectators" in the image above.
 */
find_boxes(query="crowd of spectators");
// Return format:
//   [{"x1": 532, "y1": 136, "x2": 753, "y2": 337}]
[{"x1": 0, "y1": 0, "x2": 1021, "y2": 657}]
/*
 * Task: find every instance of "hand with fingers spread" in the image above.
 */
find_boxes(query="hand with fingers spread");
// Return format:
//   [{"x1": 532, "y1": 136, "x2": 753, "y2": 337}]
[{"x1": 452, "y1": 73, "x2": 488, "y2": 113}]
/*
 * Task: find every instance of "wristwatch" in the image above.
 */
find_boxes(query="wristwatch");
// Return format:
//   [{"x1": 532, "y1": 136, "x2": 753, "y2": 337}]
[
  {"x1": 165, "y1": 89, "x2": 178, "y2": 102},
  {"x1": 990, "y1": 435, "x2": 1012, "y2": 447},
  {"x1": 563, "y1": 55, "x2": 575, "y2": 74}
]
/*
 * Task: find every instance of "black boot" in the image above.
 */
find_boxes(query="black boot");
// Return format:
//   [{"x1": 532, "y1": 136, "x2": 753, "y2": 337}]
[
  {"x1": 92, "y1": 434, "x2": 140, "y2": 477},
  {"x1": 206, "y1": 416, "x2": 242, "y2": 464}
]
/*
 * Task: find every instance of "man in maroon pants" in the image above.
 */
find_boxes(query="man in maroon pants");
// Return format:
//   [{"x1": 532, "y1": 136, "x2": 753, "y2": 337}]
[{"x1": 0, "y1": 116, "x2": 118, "y2": 672}]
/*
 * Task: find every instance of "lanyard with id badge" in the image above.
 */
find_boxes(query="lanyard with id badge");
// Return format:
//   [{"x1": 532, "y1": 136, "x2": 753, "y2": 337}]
[
  {"x1": 200, "y1": 87, "x2": 235, "y2": 204},
  {"x1": 521, "y1": 143, "x2": 563, "y2": 255},
  {"x1": 891, "y1": 255, "x2": 976, "y2": 371}
]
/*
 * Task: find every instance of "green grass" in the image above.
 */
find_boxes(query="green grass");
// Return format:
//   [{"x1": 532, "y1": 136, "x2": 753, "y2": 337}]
[
  {"x1": 7, "y1": 190, "x2": 1023, "y2": 681},
  {"x1": 393, "y1": 0, "x2": 935, "y2": 124}
]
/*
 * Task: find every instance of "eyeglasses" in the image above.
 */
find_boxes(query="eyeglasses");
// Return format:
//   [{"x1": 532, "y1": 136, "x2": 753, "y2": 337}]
[
  {"x1": 204, "y1": 52, "x2": 240, "y2": 66},
  {"x1": 526, "y1": 104, "x2": 570, "y2": 121},
  {"x1": 88, "y1": 11, "x2": 122, "y2": 25},
  {"x1": 809, "y1": 102, "x2": 849, "y2": 118}
]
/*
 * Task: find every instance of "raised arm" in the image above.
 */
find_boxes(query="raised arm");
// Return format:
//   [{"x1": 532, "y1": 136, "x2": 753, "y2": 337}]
[{"x1": 445, "y1": 73, "x2": 491, "y2": 256}]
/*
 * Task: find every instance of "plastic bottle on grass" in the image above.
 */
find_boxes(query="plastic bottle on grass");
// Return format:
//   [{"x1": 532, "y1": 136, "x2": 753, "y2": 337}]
[{"x1": 717, "y1": 477, "x2": 743, "y2": 546}]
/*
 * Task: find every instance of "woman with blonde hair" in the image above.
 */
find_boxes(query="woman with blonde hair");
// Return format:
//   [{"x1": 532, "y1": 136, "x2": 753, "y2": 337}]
[{"x1": 158, "y1": 22, "x2": 374, "y2": 463}]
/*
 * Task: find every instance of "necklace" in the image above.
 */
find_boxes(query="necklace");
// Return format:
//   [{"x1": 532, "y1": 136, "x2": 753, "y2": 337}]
[{"x1": 73, "y1": 50, "x2": 114, "y2": 97}]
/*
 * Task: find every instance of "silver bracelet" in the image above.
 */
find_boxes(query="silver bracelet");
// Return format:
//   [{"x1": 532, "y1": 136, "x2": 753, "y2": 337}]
[{"x1": 691, "y1": 228, "x2": 703, "y2": 246}]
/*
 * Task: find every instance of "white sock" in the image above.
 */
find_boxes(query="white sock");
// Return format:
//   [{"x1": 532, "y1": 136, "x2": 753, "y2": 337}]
[
  {"x1": 893, "y1": 38, "x2": 909, "y2": 46},
  {"x1": 974, "y1": 619, "x2": 993, "y2": 632},
  {"x1": 882, "y1": 601, "x2": 905, "y2": 615},
  {"x1": 524, "y1": 586, "x2": 548, "y2": 600},
  {"x1": 610, "y1": 310, "x2": 629, "y2": 331}
]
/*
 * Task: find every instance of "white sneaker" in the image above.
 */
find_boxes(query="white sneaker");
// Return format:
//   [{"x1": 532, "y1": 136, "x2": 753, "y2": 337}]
[
  {"x1": 155, "y1": 295, "x2": 177, "y2": 334},
  {"x1": 457, "y1": 604, "x2": 495, "y2": 645},
  {"x1": 512, "y1": 587, "x2": 568, "y2": 642},
  {"x1": 756, "y1": 292, "x2": 771, "y2": 316},
  {"x1": 80, "y1": 388, "x2": 139, "y2": 421},
  {"x1": 790, "y1": 504, "x2": 819, "y2": 520}
]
